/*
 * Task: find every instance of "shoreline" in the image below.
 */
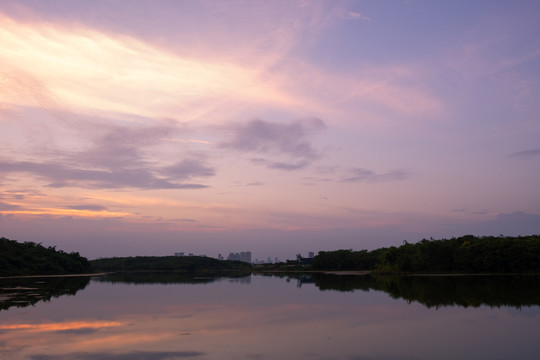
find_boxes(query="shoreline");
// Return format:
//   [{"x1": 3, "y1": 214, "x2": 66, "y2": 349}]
[{"x1": 0, "y1": 272, "x2": 111, "y2": 280}]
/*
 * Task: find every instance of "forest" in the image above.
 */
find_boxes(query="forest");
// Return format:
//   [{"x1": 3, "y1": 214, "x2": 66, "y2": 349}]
[
  {"x1": 90, "y1": 255, "x2": 251, "y2": 273},
  {"x1": 313, "y1": 235, "x2": 540, "y2": 273},
  {"x1": 0, "y1": 237, "x2": 92, "y2": 276},
  {"x1": 3, "y1": 234, "x2": 540, "y2": 277}
]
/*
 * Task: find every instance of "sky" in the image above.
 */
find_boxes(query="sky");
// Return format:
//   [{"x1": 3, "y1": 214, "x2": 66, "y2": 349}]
[{"x1": 1, "y1": 0, "x2": 539, "y2": 261}]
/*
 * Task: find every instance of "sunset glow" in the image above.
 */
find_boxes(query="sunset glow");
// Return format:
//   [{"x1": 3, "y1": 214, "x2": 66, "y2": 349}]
[{"x1": 1, "y1": 0, "x2": 539, "y2": 260}]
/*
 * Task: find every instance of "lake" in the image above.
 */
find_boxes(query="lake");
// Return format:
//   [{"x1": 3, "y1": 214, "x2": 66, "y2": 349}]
[{"x1": 1, "y1": 272, "x2": 539, "y2": 360}]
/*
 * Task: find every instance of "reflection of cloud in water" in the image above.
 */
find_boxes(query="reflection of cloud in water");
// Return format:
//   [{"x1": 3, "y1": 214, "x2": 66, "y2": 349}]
[
  {"x1": 28, "y1": 350, "x2": 205, "y2": 360},
  {"x1": 346, "y1": 355, "x2": 420, "y2": 360},
  {"x1": 0, "y1": 321, "x2": 123, "y2": 332},
  {"x1": 2, "y1": 275, "x2": 539, "y2": 360}
]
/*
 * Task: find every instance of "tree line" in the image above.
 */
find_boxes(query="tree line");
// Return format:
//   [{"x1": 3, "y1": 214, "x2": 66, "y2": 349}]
[
  {"x1": 313, "y1": 235, "x2": 540, "y2": 273},
  {"x1": 3, "y1": 234, "x2": 540, "y2": 276},
  {"x1": 0, "y1": 237, "x2": 91, "y2": 276},
  {"x1": 0, "y1": 237, "x2": 251, "y2": 276},
  {"x1": 90, "y1": 255, "x2": 251, "y2": 273}
]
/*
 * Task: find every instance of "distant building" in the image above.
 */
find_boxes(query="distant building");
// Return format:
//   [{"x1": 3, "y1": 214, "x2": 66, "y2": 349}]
[
  {"x1": 240, "y1": 251, "x2": 251, "y2": 263},
  {"x1": 297, "y1": 253, "x2": 315, "y2": 266},
  {"x1": 218, "y1": 254, "x2": 224, "y2": 260},
  {"x1": 174, "y1": 252, "x2": 185, "y2": 256},
  {"x1": 308, "y1": 251, "x2": 315, "y2": 258},
  {"x1": 227, "y1": 251, "x2": 251, "y2": 263}
]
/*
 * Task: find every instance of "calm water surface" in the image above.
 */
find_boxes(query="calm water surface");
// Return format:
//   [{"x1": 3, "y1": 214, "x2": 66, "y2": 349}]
[{"x1": 1, "y1": 273, "x2": 539, "y2": 360}]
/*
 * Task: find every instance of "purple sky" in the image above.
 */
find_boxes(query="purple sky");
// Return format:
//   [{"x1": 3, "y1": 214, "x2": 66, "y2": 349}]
[{"x1": 1, "y1": 0, "x2": 539, "y2": 260}]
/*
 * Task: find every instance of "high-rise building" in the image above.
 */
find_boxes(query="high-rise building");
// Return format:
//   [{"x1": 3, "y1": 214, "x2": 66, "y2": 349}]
[
  {"x1": 227, "y1": 251, "x2": 251, "y2": 263},
  {"x1": 240, "y1": 251, "x2": 252, "y2": 263}
]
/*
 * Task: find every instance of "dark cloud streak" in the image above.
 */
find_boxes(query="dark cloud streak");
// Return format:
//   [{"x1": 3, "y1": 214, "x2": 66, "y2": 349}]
[
  {"x1": 343, "y1": 168, "x2": 410, "y2": 183},
  {"x1": 0, "y1": 201, "x2": 21, "y2": 211},
  {"x1": 250, "y1": 158, "x2": 309, "y2": 170},
  {"x1": 77, "y1": 123, "x2": 176, "y2": 170},
  {"x1": 0, "y1": 159, "x2": 211, "y2": 190},
  {"x1": 0, "y1": 118, "x2": 216, "y2": 190},
  {"x1": 64, "y1": 205, "x2": 108, "y2": 211},
  {"x1": 164, "y1": 158, "x2": 215, "y2": 180},
  {"x1": 220, "y1": 118, "x2": 326, "y2": 170},
  {"x1": 508, "y1": 148, "x2": 540, "y2": 159}
]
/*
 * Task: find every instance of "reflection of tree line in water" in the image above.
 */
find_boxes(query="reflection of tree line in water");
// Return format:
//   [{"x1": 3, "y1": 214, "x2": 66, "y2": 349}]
[
  {"x1": 0, "y1": 272, "x2": 248, "y2": 311},
  {"x1": 92, "y1": 271, "x2": 251, "y2": 285},
  {"x1": 291, "y1": 273, "x2": 540, "y2": 309},
  {"x1": 0, "y1": 276, "x2": 90, "y2": 311},
  {"x1": 3, "y1": 272, "x2": 540, "y2": 311}
]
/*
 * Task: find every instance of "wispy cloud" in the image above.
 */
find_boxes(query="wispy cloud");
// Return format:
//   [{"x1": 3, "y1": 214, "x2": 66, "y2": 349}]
[
  {"x1": 251, "y1": 158, "x2": 310, "y2": 171},
  {"x1": 0, "y1": 159, "x2": 212, "y2": 190},
  {"x1": 345, "y1": 11, "x2": 371, "y2": 21},
  {"x1": 0, "y1": 190, "x2": 34, "y2": 200},
  {"x1": 343, "y1": 168, "x2": 410, "y2": 183},
  {"x1": 64, "y1": 205, "x2": 108, "y2": 211},
  {"x1": 0, "y1": 113, "x2": 216, "y2": 190},
  {"x1": 0, "y1": 9, "x2": 442, "y2": 131},
  {"x1": 0, "y1": 201, "x2": 21, "y2": 211},
  {"x1": 508, "y1": 148, "x2": 540, "y2": 159},
  {"x1": 0, "y1": 13, "x2": 295, "y2": 122}
]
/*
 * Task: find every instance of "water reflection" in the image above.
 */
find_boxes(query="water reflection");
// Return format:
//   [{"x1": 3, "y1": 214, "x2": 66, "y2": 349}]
[
  {"x1": 93, "y1": 271, "x2": 250, "y2": 285},
  {"x1": 0, "y1": 276, "x2": 90, "y2": 311},
  {"x1": 3, "y1": 272, "x2": 540, "y2": 311},
  {"x1": 0, "y1": 272, "x2": 539, "y2": 360},
  {"x1": 281, "y1": 273, "x2": 540, "y2": 309},
  {"x1": 20, "y1": 350, "x2": 205, "y2": 360}
]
